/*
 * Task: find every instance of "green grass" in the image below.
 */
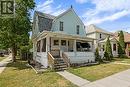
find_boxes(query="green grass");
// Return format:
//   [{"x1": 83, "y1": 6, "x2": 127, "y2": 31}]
[
  {"x1": 68, "y1": 63, "x2": 130, "y2": 81},
  {"x1": 0, "y1": 60, "x2": 76, "y2": 87},
  {"x1": 0, "y1": 57, "x2": 6, "y2": 61}
]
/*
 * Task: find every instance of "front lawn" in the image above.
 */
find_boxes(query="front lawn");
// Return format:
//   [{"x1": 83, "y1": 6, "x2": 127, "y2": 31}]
[
  {"x1": 0, "y1": 60, "x2": 76, "y2": 87},
  {"x1": 113, "y1": 58, "x2": 130, "y2": 64},
  {"x1": 0, "y1": 57, "x2": 6, "y2": 61},
  {"x1": 68, "y1": 63, "x2": 130, "y2": 81}
]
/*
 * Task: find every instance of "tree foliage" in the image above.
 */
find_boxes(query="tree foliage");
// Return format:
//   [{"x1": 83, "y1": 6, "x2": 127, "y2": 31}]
[
  {"x1": 118, "y1": 31, "x2": 126, "y2": 57},
  {"x1": 0, "y1": 0, "x2": 35, "y2": 61},
  {"x1": 104, "y1": 36, "x2": 113, "y2": 61}
]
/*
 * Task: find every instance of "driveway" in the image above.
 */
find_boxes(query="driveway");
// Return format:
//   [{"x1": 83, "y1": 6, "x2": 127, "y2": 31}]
[
  {"x1": 0, "y1": 55, "x2": 12, "y2": 73},
  {"x1": 82, "y1": 69, "x2": 130, "y2": 87}
]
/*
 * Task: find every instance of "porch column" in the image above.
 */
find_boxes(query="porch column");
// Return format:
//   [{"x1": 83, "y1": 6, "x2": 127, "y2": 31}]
[
  {"x1": 59, "y1": 38, "x2": 61, "y2": 50},
  {"x1": 92, "y1": 41, "x2": 95, "y2": 52},
  {"x1": 73, "y1": 40, "x2": 77, "y2": 52},
  {"x1": 66, "y1": 40, "x2": 68, "y2": 51},
  {"x1": 46, "y1": 37, "x2": 50, "y2": 52}
]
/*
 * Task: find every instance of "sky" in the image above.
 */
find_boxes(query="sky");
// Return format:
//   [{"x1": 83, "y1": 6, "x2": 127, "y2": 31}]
[{"x1": 33, "y1": 0, "x2": 130, "y2": 33}]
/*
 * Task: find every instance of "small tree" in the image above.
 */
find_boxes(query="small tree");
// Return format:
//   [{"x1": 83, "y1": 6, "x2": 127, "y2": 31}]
[
  {"x1": 118, "y1": 31, "x2": 126, "y2": 57},
  {"x1": 95, "y1": 47, "x2": 99, "y2": 61},
  {"x1": 104, "y1": 36, "x2": 113, "y2": 61}
]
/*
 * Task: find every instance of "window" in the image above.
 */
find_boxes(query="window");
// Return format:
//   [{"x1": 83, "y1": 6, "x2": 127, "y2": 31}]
[
  {"x1": 77, "y1": 25, "x2": 80, "y2": 34},
  {"x1": 113, "y1": 44, "x2": 116, "y2": 51},
  {"x1": 128, "y1": 44, "x2": 130, "y2": 48},
  {"x1": 60, "y1": 21, "x2": 63, "y2": 31},
  {"x1": 61, "y1": 40, "x2": 66, "y2": 46},
  {"x1": 100, "y1": 34, "x2": 102, "y2": 39},
  {"x1": 37, "y1": 40, "x2": 41, "y2": 52},
  {"x1": 54, "y1": 40, "x2": 59, "y2": 45},
  {"x1": 42, "y1": 38, "x2": 46, "y2": 52}
]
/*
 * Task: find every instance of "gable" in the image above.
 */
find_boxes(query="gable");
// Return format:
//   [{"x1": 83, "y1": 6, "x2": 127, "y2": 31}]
[{"x1": 52, "y1": 8, "x2": 86, "y2": 36}]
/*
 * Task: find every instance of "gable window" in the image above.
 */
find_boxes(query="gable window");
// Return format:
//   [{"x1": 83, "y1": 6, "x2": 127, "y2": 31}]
[
  {"x1": 77, "y1": 25, "x2": 80, "y2": 34},
  {"x1": 100, "y1": 34, "x2": 102, "y2": 39},
  {"x1": 113, "y1": 44, "x2": 116, "y2": 51},
  {"x1": 60, "y1": 21, "x2": 63, "y2": 31}
]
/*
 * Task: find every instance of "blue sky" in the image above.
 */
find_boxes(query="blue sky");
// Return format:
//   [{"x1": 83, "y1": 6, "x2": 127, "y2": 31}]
[{"x1": 34, "y1": 0, "x2": 130, "y2": 33}]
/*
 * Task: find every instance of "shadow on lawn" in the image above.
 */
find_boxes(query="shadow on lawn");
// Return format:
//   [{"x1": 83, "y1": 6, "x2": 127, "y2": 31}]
[{"x1": 7, "y1": 59, "x2": 29, "y2": 70}]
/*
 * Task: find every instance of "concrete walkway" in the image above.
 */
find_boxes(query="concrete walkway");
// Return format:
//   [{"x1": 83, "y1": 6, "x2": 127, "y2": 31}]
[
  {"x1": 57, "y1": 71, "x2": 90, "y2": 87},
  {"x1": 0, "y1": 55, "x2": 12, "y2": 74},
  {"x1": 113, "y1": 62, "x2": 130, "y2": 65},
  {"x1": 83, "y1": 69, "x2": 130, "y2": 87}
]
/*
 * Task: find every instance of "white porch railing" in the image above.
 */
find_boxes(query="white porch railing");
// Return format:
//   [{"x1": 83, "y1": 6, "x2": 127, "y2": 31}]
[{"x1": 64, "y1": 52, "x2": 95, "y2": 64}]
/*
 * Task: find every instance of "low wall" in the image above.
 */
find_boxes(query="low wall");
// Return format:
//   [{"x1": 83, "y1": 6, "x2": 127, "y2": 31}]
[
  {"x1": 65, "y1": 52, "x2": 95, "y2": 63},
  {"x1": 36, "y1": 52, "x2": 48, "y2": 68}
]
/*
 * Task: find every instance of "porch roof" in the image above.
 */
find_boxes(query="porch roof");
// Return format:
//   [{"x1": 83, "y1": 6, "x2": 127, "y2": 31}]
[{"x1": 38, "y1": 31, "x2": 95, "y2": 42}]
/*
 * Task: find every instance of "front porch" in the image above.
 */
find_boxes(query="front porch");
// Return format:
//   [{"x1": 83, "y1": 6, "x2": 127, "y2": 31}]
[{"x1": 33, "y1": 32, "x2": 95, "y2": 69}]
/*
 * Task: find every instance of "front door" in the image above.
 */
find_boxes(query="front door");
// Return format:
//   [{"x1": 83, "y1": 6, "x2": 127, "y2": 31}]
[{"x1": 61, "y1": 40, "x2": 67, "y2": 52}]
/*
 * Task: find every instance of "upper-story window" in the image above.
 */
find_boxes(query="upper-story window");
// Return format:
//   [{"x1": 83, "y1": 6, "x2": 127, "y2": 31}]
[
  {"x1": 100, "y1": 34, "x2": 102, "y2": 39},
  {"x1": 60, "y1": 21, "x2": 63, "y2": 31},
  {"x1": 77, "y1": 25, "x2": 80, "y2": 34}
]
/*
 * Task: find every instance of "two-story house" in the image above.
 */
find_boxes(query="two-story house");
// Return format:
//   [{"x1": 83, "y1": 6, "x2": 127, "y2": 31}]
[
  {"x1": 32, "y1": 7, "x2": 95, "y2": 70},
  {"x1": 86, "y1": 24, "x2": 118, "y2": 57}
]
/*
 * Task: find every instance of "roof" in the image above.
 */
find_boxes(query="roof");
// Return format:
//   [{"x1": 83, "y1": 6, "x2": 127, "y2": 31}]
[
  {"x1": 33, "y1": 31, "x2": 96, "y2": 42},
  {"x1": 34, "y1": 7, "x2": 84, "y2": 33},
  {"x1": 86, "y1": 24, "x2": 112, "y2": 35},
  {"x1": 99, "y1": 37, "x2": 117, "y2": 43},
  {"x1": 53, "y1": 7, "x2": 84, "y2": 25},
  {"x1": 34, "y1": 11, "x2": 56, "y2": 32},
  {"x1": 35, "y1": 11, "x2": 56, "y2": 20},
  {"x1": 114, "y1": 31, "x2": 130, "y2": 43}
]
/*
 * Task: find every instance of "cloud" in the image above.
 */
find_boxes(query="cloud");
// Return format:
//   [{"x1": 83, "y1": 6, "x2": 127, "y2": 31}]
[
  {"x1": 86, "y1": 10, "x2": 130, "y2": 25},
  {"x1": 76, "y1": 0, "x2": 88, "y2": 4},
  {"x1": 35, "y1": 0, "x2": 65, "y2": 16},
  {"x1": 37, "y1": 0, "x2": 53, "y2": 10},
  {"x1": 83, "y1": 0, "x2": 130, "y2": 25}
]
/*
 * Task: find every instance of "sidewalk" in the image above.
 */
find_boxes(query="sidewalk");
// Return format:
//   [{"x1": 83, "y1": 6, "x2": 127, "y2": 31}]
[
  {"x1": 82, "y1": 69, "x2": 130, "y2": 87},
  {"x1": 0, "y1": 55, "x2": 12, "y2": 74},
  {"x1": 57, "y1": 71, "x2": 90, "y2": 87}
]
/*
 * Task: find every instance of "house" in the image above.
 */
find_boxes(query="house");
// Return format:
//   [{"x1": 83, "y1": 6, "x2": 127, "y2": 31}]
[
  {"x1": 86, "y1": 24, "x2": 118, "y2": 57},
  {"x1": 114, "y1": 31, "x2": 130, "y2": 58},
  {"x1": 32, "y1": 7, "x2": 95, "y2": 70}
]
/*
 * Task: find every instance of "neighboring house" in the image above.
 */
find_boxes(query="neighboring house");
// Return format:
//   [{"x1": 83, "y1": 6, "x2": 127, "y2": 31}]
[
  {"x1": 99, "y1": 37, "x2": 118, "y2": 58},
  {"x1": 32, "y1": 7, "x2": 95, "y2": 69},
  {"x1": 86, "y1": 24, "x2": 113, "y2": 48},
  {"x1": 86, "y1": 24, "x2": 118, "y2": 57},
  {"x1": 114, "y1": 31, "x2": 130, "y2": 58}
]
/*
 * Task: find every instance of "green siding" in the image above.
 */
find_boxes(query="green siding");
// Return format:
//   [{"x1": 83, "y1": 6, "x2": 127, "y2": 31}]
[{"x1": 52, "y1": 10, "x2": 86, "y2": 36}]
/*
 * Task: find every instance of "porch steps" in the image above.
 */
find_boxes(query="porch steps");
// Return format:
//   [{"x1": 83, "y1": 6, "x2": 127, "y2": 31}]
[{"x1": 54, "y1": 58, "x2": 68, "y2": 71}]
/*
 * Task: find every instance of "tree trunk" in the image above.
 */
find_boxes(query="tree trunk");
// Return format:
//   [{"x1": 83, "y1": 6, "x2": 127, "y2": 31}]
[{"x1": 11, "y1": 44, "x2": 16, "y2": 62}]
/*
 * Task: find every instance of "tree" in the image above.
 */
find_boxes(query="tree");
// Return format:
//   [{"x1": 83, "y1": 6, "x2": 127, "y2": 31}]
[
  {"x1": 118, "y1": 31, "x2": 126, "y2": 57},
  {"x1": 104, "y1": 36, "x2": 113, "y2": 61},
  {"x1": 0, "y1": 0, "x2": 35, "y2": 62},
  {"x1": 95, "y1": 47, "x2": 102, "y2": 63}
]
